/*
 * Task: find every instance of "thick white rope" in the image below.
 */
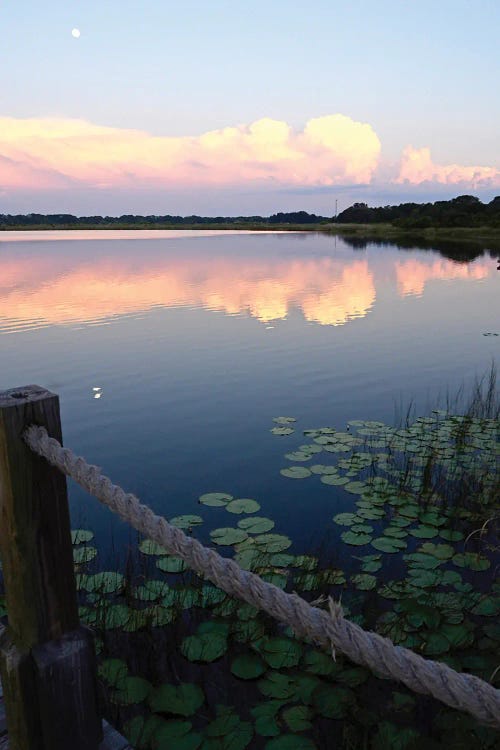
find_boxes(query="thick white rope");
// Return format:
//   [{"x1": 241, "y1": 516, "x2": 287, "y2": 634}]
[{"x1": 25, "y1": 425, "x2": 500, "y2": 729}]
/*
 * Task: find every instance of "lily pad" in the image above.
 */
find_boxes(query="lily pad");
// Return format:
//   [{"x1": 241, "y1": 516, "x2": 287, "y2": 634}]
[
  {"x1": 258, "y1": 637, "x2": 302, "y2": 669},
  {"x1": 139, "y1": 539, "x2": 169, "y2": 556},
  {"x1": 372, "y1": 537, "x2": 406, "y2": 553},
  {"x1": 73, "y1": 546, "x2": 97, "y2": 564},
  {"x1": 273, "y1": 417, "x2": 296, "y2": 424},
  {"x1": 271, "y1": 427, "x2": 294, "y2": 436},
  {"x1": 181, "y1": 633, "x2": 227, "y2": 663},
  {"x1": 231, "y1": 653, "x2": 266, "y2": 679},
  {"x1": 149, "y1": 683, "x2": 205, "y2": 716},
  {"x1": 280, "y1": 466, "x2": 311, "y2": 479},
  {"x1": 254, "y1": 534, "x2": 292, "y2": 553},
  {"x1": 210, "y1": 528, "x2": 249, "y2": 546},
  {"x1": 199, "y1": 492, "x2": 233, "y2": 507},
  {"x1": 333, "y1": 513, "x2": 358, "y2": 526},
  {"x1": 156, "y1": 556, "x2": 188, "y2": 573},
  {"x1": 226, "y1": 498, "x2": 261, "y2": 515},
  {"x1": 237, "y1": 517, "x2": 275, "y2": 534},
  {"x1": 71, "y1": 529, "x2": 94, "y2": 544},
  {"x1": 341, "y1": 530, "x2": 372, "y2": 546},
  {"x1": 351, "y1": 573, "x2": 377, "y2": 590}
]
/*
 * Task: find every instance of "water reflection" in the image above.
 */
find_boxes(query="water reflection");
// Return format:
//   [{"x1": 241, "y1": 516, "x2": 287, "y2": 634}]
[{"x1": 0, "y1": 233, "x2": 494, "y2": 334}]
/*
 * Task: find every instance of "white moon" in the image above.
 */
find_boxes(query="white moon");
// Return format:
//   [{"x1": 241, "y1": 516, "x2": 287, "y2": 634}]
[{"x1": 71, "y1": 28, "x2": 81, "y2": 38}]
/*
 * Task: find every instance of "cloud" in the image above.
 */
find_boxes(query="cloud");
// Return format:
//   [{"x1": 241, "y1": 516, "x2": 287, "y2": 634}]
[
  {"x1": 0, "y1": 114, "x2": 381, "y2": 192},
  {"x1": 396, "y1": 146, "x2": 500, "y2": 188}
]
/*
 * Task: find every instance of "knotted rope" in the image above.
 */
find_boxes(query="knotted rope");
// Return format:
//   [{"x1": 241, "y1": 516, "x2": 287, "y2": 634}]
[{"x1": 25, "y1": 425, "x2": 500, "y2": 729}]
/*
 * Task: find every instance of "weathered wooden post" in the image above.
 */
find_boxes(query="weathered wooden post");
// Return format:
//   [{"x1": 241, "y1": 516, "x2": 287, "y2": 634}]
[{"x1": 0, "y1": 386, "x2": 102, "y2": 749}]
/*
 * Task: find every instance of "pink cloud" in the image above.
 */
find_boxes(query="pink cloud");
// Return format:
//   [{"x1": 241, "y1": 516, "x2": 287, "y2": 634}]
[
  {"x1": 396, "y1": 146, "x2": 500, "y2": 188},
  {"x1": 0, "y1": 114, "x2": 381, "y2": 192}
]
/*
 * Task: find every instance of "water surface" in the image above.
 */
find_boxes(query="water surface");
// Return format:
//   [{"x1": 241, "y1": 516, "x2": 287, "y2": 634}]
[{"x1": 0, "y1": 230, "x2": 497, "y2": 559}]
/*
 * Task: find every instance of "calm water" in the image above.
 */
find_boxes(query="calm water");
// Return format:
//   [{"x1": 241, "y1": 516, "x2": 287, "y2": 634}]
[{"x1": 0, "y1": 231, "x2": 498, "y2": 561}]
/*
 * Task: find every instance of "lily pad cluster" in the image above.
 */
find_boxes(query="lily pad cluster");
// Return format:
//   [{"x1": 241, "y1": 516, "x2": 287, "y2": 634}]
[{"x1": 66, "y1": 407, "x2": 499, "y2": 749}]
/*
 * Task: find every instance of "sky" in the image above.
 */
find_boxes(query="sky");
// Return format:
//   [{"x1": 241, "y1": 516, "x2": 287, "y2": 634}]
[{"x1": 1, "y1": 0, "x2": 499, "y2": 215}]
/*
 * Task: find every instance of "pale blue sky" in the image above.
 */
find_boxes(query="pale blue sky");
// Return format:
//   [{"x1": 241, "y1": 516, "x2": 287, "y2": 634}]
[{"x1": 1, "y1": 0, "x2": 499, "y2": 214}]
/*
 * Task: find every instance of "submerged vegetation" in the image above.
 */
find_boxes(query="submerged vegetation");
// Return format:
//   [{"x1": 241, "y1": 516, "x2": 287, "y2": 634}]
[{"x1": 61, "y1": 374, "x2": 500, "y2": 749}]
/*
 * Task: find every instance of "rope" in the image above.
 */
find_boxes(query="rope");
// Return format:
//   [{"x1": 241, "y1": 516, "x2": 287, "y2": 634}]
[{"x1": 25, "y1": 425, "x2": 500, "y2": 729}]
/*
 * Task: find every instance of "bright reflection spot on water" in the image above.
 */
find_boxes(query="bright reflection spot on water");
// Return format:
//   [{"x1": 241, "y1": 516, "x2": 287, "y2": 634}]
[{"x1": 71, "y1": 28, "x2": 81, "y2": 38}]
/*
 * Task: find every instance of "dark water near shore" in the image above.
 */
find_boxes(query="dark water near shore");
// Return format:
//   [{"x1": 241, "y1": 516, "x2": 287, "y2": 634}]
[{"x1": 0, "y1": 230, "x2": 498, "y2": 560}]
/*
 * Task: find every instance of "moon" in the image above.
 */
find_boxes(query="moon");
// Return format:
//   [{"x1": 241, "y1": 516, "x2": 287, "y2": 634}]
[{"x1": 71, "y1": 28, "x2": 81, "y2": 38}]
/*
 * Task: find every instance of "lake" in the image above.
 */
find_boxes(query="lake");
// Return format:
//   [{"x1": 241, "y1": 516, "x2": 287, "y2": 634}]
[
  {"x1": 1, "y1": 230, "x2": 499, "y2": 747},
  {"x1": 0, "y1": 230, "x2": 497, "y2": 558}
]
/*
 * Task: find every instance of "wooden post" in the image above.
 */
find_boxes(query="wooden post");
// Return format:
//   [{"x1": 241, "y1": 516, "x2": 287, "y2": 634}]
[{"x1": 0, "y1": 386, "x2": 102, "y2": 750}]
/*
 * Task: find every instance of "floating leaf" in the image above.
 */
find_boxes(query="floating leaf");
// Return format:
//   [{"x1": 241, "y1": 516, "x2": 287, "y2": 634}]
[
  {"x1": 112, "y1": 676, "x2": 152, "y2": 706},
  {"x1": 312, "y1": 684, "x2": 354, "y2": 719},
  {"x1": 81, "y1": 571, "x2": 125, "y2": 594},
  {"x1": 199, "y1": 492, "x2": 233, "y2": 507},
  {"x1": 237, "y1": 517, "x2": 275, "y2": 534},
  {"x1": 254, "y1": 534, "x2": 292, "y2": 553},
  {"x1": 273, "y1": 417, "x2": 296, "y2": 424},
  {"x1": 73, "y1": 546, "x2": 97, "y2": 564},
  {"x1": 341, "y1": 531, "x2": 372, "y2": 547},
  {"x1": 333, "y1": 513, "x2": 358, "y2": 526},
  {"x1": 280, "y1": 466, "x2": 311, "y2": 479},
  {"x1": 372, "y1": 537, "x2": 406, "y2": 553},
  {"x1": 156, "y1": 556, "x2": 187, "y2": 573},
  {"x1": 139, "y1": 539, "x2": 169, "y2": 556},
  {"x1": 231, "y1": 653, "x2": 266, "y2": 680},
  {"x1": 181, "y1": 632, "x2": 227, "y2": 663},
  {"x1": 226, "y1": 498, "x2": 261, "y2": 515},
  {"x1": 351, "y1": 573, "x2": 377, "y2": 591},
  {"x1": 210, "y1": 528, "x2": 249, "y2": 546},
  {"x1": 258, "y1": 637, "x2": 302, "y2": 669},
  {"x1": 419, "y1": 543, "x2": 454, "y2": 560},
  {"x1": 71, "y1": 529, "x2": 94, "y2": 544},
  {"x1": 98, "y1": 658, "x2": 128, "y2": 687},
  {"x1": 282, "y1": 705, "x2": 313, "y2": 732},
  {"x1": 149, "y1": 683, "x2": 204, "y2": 716},
  {"x1": 409, "y1": 525, "x2": 438, "y2": 539},
  {"x1": 320, "y1": 475, "x2": 349, "y2": 485},
  {"x1": 271, "y1": 427, "x2": 294, "y2": 436},
  {"x1": 257, "y1": 673, "x2": 297, "y2": 700},
  {"x1": 452, "y1": 552, "x2": 491, "y2": 571}
]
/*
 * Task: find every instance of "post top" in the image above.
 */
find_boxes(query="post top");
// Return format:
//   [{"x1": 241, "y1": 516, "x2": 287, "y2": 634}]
[{"x1": 0, "y1": 385, "x2": 56, "y2": 408}]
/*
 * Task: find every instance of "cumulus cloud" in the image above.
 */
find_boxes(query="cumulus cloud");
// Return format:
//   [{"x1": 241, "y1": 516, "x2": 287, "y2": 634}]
[
  {"x1": 0, "y1": 114, "x2": 381, "y2": 192},
  {"x1": 396, "y1": 146, "x2": 500, "y2": 188}
]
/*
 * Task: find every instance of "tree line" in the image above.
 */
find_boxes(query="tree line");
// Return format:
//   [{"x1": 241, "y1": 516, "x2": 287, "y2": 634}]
[
  {"x1": 1, "y1": 196, "x2": 498, "y2": 229},
  {"x1": 335, "y1": 195, "x2": 500, "y2": 228}
]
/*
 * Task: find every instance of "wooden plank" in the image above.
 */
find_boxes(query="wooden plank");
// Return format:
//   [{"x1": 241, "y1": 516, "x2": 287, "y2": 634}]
[{"x1": 0, "y1": 386, "x2": 102, "y2": 749}]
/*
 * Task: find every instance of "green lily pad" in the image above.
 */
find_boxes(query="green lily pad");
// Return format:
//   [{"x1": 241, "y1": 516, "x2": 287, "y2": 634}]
[
  {"x1": 273, "y1": 417, "x2": 296, "y2": 424},
  {"x1": 271, "y1": 427, "x2": 294, "y2": 436},
  {"x1": 149, "y1": 683, "x2": 204, "y2": 716},
  {"x1": 73, "y1": 546, "x2": 97, "y2": 564},
  {"x1": 231, "y1": 653, "x2": 266, "y2": 679},
  {"x1": 257, "y1": 673, "x2": 297, "y2": 700},
  {"x1": 333, "y1": 513, "x2": 358, "y2": 526},
  {"x1": 210, "y1": 528, "x2": 249, "y2": 546},
  {"x1": 282, "y1": 705, "x2": 313, "y2": 732},
  {"x1": 254, "y1": 534, "x2": 292, "y2": 553},
  {"x1": 312, "y1": 684, "x2": 354, "y2": 719},
  {"x1": 439, "y1": 529, "x2": 464, "y2": 542},
  {"x1": 199, "y1": 492, "x2": 233, "y2": 507},
  {"x1": 71, "y1": 529, "x2": 94, "y2": 544},
  {"x1": 452, "y1": 552, "x2": 491, "y2": 571},
  {"x1": 341, "y1": 531, "x2": 372, "y2": 546},
  {"x1": 156, "y1": 555, "x2": 187, "y2": 573},
  {"x1": 372, "y1": 537, "x2": 406, "y2": 553},
  {"x1": 258, "y1": 637, "x2": 302, "y2": 669},
  {"x1": 409, "y1": 525, "x2": 438, "y2": 539},
  {"x1": 419, "y1": 543, "x2": 454, "y2": 560},
  {"x1": 226, "y1": 498, "x2": 261, "y2": 515},
  {"x1": 98, "y1": 658, "x2": 128, "y2": 687},
  {"x1": 81, "y1": 571, "x2": 125, "y2": 594},
  {"x1": 237, "y1": 517, "x2": 275, "y2": 534},
  {"x1": 112, "y1": 676, "x2": 152, "y2": 706},
  {"x1": 351, "y1": 573, "x2": 377, "y2": 590},
  {"x1": 280, "y1": 466, "x2": 311, "y2": 479},
  {"x1": 139, "y1": 539, "x2": 169, "y2": 556},
  {"x1": 320, "y1": 475, "x2": 350, "y2": 485},
  {"x1": 181, "y1": 632, "x2": 227, "y2": 662},
  {"x1": 310, "y1": 465, "x2": 338, "y2": 475}
]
